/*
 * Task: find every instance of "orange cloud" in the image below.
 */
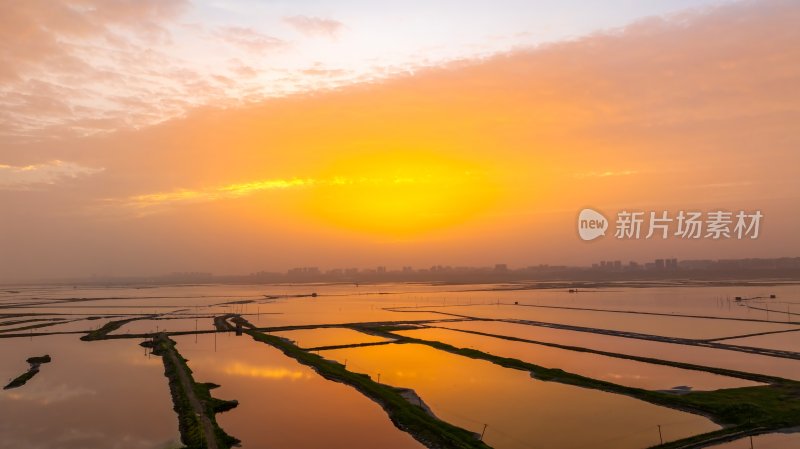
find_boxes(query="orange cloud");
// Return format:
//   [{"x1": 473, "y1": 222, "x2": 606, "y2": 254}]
[
  {"x1": 573, "y1": 171, "x2": 639, "y2": 179},
  {"x1": 2, "y1": 0, "x2": 799, "y2": 280}
]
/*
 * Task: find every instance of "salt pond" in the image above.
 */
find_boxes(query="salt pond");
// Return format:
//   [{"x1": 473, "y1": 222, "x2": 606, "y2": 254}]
[
  {"x1": 270, "y1": 326, "x2": 390, "y2": 348},
  {"x1": 172, "y1": 333, "x2": 424, "y2": 449},
  {"x1": 395, "y1": 327, "x2": 762, "y2": 390},
  {"x1": 0, "y1": 335, "x2": 179, "y2": 449},
  {"x1": 707, "y1": 431, "x2": 800, "y2": 448},
  {"x1": 322, "y1": 343, "x2": 721, "y2": 449},
  {"x1": 440, "y1": 320, "x2": 800, "y2": 381}
]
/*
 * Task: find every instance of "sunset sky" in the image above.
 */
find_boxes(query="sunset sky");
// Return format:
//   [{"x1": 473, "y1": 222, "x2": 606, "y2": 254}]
[{"x1": 1, "y1": 0, "x2": 799, "y2": 281}]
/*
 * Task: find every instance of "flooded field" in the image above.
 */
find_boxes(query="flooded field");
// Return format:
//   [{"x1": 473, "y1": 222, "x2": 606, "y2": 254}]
[
  {"x1": 486, "y1": 285, "x2": 800, "y2": 321},
  {"x1": 172, "y1": 333, "x2": 422, "y2": 449},
  {"x1": 321, "y1": 343, "x2": 720, "y2": 449},
  {"x1": 9, "y1": 318, "x2": 117, "y2": 334},
  {"x1": 113, "y1": 317, "x2": 218, "y2": 335},
  {"x1": 438, "y1": 320, "x2": 800, "y2": 381},
  {"x1": 0, "y1": 335, "x2": 179, "y2": 449},
  {"x1": 270, "y1": 327, "x2": 390, "y2": 348},
  {"x1": 0, "y1": 282, "x2": 798, "y2": 449},
  {"x1": 717, "y1": 331, "x2": 800, "y2": 353},
  {"x1": 707, "y1": 431, "x2": 800, "y2": 448},
  {"x1": 406, "y1": 303, "x2": 797, "y2": 339},
  {"x1": 394, "y1": 327, "x2": 762, "y2": 391}
]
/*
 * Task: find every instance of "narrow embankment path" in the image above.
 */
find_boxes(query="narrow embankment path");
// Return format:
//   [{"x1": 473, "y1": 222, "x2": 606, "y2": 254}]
[
  {"x1": 146, "y1": 333, "x2": 239, "y2": 449},
  {"x1": 163, "y1": 345, "x2": 219, "y2": 449}
]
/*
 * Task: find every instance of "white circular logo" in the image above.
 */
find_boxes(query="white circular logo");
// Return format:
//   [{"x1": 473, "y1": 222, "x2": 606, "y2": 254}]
[{"x1": 578, "y1": 208, "x2": 608, "y2": 241}]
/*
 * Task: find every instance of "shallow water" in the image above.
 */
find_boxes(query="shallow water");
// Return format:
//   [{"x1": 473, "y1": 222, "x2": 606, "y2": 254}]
[
  {"x1": 408, "y1": 303, "x2": 798, "y2": 339},
  {"x1": 113, "y1": 317, "x2": 217, "y2": 334},
  {"x1": 0, "y1": 335, "x2": 179, "y2": 449},
  {"x1": 395, "y1": 327, "x2": 762, "y2": 391},
  {"x1": 357, "y1": 284, "x2": 800, "y2": 322},
  {"x1": 172, "y1": 333, "x2": 424, "y2": 449},
  {"x1": 482, "y1": 285, "x2": 800, "y2": 321},
  {"x1": 707, "y1": 431, "x2": 800, "y2": 448},
  {"x1": 440, "y1": 320, "x2": 800, "y2": 381},
  {"x1": 247, "y1": 299, "x2": 448, "y2": 327},
  {"x1": 2, "y1": 282, "x2": 798, "y2": 449},
  {"x1": 717, "y1": 330, "x2": 800, "y2": 353},
  {"x1": 321, "y1": 343, "x2": 721, "y2": 449},
  {"x1": 270, "y1": 327, "x2": 390, "y2": 348}
]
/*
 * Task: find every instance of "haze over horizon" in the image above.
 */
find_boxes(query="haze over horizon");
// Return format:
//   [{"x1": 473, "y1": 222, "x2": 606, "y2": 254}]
[{"x1": 2, "y1": 0, "x2": 799, "y2": 282}]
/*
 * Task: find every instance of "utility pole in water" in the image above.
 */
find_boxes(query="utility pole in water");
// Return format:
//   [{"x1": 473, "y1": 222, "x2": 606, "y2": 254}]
[
  {"x1": 480, "y1": 424, "x2": 488, "y2": 441},
  {"x1": 657, "y1": 425, "x2": 663, "y2": 445}
]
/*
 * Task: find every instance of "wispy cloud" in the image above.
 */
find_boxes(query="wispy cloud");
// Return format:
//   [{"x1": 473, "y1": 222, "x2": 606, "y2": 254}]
[
  {"x1": 0, "y1": 0, "x2": 192, "y2": 139},
  {"x1": 0, "y1": 160, "x2": 103, "y2": 189},
  {"x1": 573, "y1": 170, "x2": 638, "y2": 179},
  {"x1": 123, "y1": 177, "x2": 315, "y2": 210},
  {"x1": 215, "y1": 26, "x2": 287, "y2": 53},
  {"x1": 113, "y1": 173, "x2": 468, "y2": 214},
  {"x1": 283, "y1": 15, "x2": 344, "y2": 38}
]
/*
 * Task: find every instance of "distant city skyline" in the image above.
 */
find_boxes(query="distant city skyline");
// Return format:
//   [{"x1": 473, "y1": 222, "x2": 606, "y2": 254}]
[{"x1": 10, "y1": 256, "x2": 800, "y2": 285}]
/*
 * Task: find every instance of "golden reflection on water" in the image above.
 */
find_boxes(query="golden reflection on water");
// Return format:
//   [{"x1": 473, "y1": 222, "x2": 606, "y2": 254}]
[
  {"x1": 440, "y1": 320, "x2": 800, "y2": 381},
  {"x1": 2, "y1": 284, "x2": 797, "y2": 449},
  {"x1": 395, "y1": 327, "x2": 761, "y2": 390},
  {"x1": 222, "y1": 361, "x2": 312, "y2": 380},
  {"x1": 323, "y1": 343, "x2": 721, "y2": 449},
  {"x1": 172, "y1": 334, "x2": 425, "y2": 449},
  {"x1": 270, "y1": 327, "x2": 389, "y2": 348}
]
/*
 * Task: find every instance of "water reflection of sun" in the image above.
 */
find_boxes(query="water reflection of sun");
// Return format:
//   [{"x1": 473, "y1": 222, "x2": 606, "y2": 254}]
[{"x1": 223, "y1": 362, "x2": 311, "y2": 380}]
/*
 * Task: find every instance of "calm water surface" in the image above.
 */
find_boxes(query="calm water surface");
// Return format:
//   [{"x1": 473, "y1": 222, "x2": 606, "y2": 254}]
[
  {"x1": 395, "y1": 327, "x2": 762, "y2": 390},
  {"x1": 1, "y1": 282, "x2": 797, "y2": 449},
  {"x1": 0, "y1": 335, "x2": 179, "y2": 449},
  {"x1": 322, "y1": 343, "x2": 721, "y2": 449},
  {"x1": 172, "y1": 333, "x2": 424, "y2": 449}
]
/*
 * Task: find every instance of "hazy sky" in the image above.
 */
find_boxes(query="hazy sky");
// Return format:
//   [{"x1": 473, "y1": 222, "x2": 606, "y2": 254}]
[{"x1": 1, "y1": 0, "x2": 799, "y2": 281}]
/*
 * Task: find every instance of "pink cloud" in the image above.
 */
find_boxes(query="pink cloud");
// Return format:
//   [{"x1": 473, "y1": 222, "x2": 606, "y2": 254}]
[
  {"x1": 0, "y1": 0, "x2": 187, "y2": 82},
  {"x1": 2, "y1": 0, "x2": 800, "y2": 279},
  {"x1": 215, "y1": 26, "x2": 286, "y2": 54},
  {"x1": 283, "y1": 15, "x2": 344, "y2": 38},
  {"x1": 0, "y1": 160, "x2": 103, "y2": 189}
]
